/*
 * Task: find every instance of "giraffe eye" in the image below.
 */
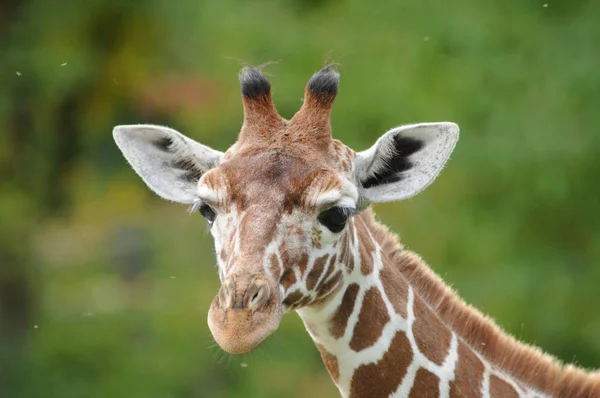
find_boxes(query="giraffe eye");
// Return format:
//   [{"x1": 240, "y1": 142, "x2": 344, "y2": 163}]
[
  {"x1": 198, "y1": 204, "x2": 216, "y2": 226},
  {"x1": 318, "y1": 207, "x2": 352, "y2": 233}
]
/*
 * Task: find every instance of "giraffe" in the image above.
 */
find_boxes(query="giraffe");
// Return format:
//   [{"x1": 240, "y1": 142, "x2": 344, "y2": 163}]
[{"x1": 113, "y1": 66, "x2": 600, "y2": 398}]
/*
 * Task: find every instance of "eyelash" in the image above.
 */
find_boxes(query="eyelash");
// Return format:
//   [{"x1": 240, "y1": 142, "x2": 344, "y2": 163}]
[{"x1": 189, "y1": 200, "x2": 217, "y2": 226}]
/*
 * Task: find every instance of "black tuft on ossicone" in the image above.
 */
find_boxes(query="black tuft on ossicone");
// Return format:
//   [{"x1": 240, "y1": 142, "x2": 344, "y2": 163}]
[
  {"x1": 307, "y1": 64, "x2": 340, "y2": 99},
  {"x1": 239, "y1": 67, "x2": 271, "y2": 99}
]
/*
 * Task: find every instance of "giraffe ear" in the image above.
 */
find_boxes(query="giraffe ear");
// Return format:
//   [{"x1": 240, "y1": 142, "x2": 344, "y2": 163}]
[
  {"x1": 353, "y1": 122, "x2": 459, "y2": 203},
  {"x1": 113, "y1": 124, "x2": 224, "y2": 204}
]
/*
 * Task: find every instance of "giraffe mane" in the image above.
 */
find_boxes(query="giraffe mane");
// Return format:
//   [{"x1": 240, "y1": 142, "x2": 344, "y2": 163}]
[{"x1": 361, "y1": 208, "x2": 600, "y2": 398}]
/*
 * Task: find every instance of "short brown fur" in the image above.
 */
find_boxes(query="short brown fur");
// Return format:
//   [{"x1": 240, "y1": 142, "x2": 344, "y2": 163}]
[
  {"x1": 449, "y1": 341, "x2": 485, "y2": 398},
  {"x1": 349, "y1": 287, "x2": 390, "y2": 352},
  {"x1": 350, "y1": 330, "x2": 413, "y2": 398},
  {"x1": 409, "y1": 369, "x2": 440, "y2": 398},
  {"x1": 490, "y1": 374, "x2": 519, "y2": 398},
  {"x1": 330, "y1": 283, "x2": 360, "y2": 339},
  {"x1": 317, "y1": 344, "x2": 340, "y2": 384},
  {"x1": 413, "y1": 296, "x2": 452, "y2": 366}
]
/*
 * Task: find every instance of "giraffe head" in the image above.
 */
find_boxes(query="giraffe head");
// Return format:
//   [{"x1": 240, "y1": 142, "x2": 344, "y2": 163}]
[{"x1": 113, "y1": 66, "x2": 459, "y2": 354}]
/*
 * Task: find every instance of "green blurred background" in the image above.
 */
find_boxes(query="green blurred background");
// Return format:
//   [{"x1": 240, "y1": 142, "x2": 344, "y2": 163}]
[{"x1": 1, "y1": 0, "x2": 599, "y2": 397}]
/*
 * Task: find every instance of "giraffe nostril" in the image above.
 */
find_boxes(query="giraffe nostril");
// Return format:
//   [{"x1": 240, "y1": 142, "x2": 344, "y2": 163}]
[
  {"x1": 246, "y1": 282, "x2": 269, "y2": 311},
  {"x1": 218, "y1": 280, "x2": 235, "y2": 309}
]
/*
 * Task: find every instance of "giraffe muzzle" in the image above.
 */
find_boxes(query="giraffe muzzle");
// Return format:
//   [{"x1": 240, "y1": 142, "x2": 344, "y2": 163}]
[{"x1": 207, "y1": 274, "x2": 283, "y2": 354}]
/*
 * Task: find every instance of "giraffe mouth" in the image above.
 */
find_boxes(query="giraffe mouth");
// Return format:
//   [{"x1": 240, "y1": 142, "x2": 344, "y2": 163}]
[{"x1": 207, "y1": 274, "x2": 283, "y2": 354}]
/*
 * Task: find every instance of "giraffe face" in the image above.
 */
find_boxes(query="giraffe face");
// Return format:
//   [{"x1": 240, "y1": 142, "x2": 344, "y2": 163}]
[
  {"x1": 199, "y1": 149, "x2": 358, "y2": 353},
  {"x1": 113, "y1": 66, "x2": 459, "y2": 355}
]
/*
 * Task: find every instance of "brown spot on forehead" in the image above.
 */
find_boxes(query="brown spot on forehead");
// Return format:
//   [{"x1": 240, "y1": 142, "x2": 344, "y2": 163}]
[
  {"x1": 409, "y1": 368, "x2": 440, "y2": 398},
  {"x1": 350, "y1": 287, "x2": 390, "y2": 352},
  {"x1": 350, "y1": 330, "x2": 413, "y2": 398},
  {"x1": 413, "y1": 296, "x2": 452, "y2": 366},
  {"x1": 489, "y1": 375, "x2": 519, "y2": 398},
  {"x1": 329, "y1": 283, "x2": 360, "y2": 338},
  {"x1": 449, "y1": 341, "x2": 484, "y2": 398}
]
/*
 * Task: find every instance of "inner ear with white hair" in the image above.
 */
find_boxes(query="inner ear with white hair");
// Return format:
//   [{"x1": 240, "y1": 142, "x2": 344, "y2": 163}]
[
  {"x1": 353, "y1": 122, "x2": 459, "y2": 205},
  {"x1": 113, "y1": 124, "x2": 224, "y2": 204}
]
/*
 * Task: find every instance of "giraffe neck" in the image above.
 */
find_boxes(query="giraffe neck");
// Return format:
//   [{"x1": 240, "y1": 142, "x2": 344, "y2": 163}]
[{"x1": 296, "y1": 209, "x2": 564, "y2": 398}]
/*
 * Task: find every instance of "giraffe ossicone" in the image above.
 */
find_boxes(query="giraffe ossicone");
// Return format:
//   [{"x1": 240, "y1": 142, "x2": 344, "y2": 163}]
[{"x1": 114, "y1": 66, "x2": 600, "y2": 397}]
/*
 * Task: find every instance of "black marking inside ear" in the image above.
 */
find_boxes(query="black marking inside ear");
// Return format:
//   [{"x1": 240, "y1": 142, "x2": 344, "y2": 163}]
[
  {"x1": 361, "y1": 136, "x2": 424, "y2": 189},
  {"x1": 172, "y1": 158, "x2": 204, "y2": 182},
  {"x1": 239, "y1": 67, "x2": 271, "y2": 98},
  {"x1": 307, "y1": 65, "x2": 339, "y2": 99},
  {"x1": 153, "y1": 136, "x2": 174, "y2": 152}
]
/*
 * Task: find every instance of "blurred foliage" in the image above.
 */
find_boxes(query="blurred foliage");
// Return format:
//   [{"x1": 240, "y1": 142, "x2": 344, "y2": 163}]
[{"x1": 1, "y1": 0, "x2": 599, "y2": 396}]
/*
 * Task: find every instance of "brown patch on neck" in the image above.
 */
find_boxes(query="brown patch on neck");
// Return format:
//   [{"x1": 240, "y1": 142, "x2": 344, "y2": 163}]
[
  {"x1": 413, "y1": 297, "x2": 452, "y2": 366},
  {"x1": 489, "y1": 375, "x2": 519, "y2": 398},
  {"x1": 349, "y1": 287, "x2": 390, "y2": 352},
  {"x1": 315, "y1": 254, "x2": 343, "y2": 293},
  {"x1": 316, "y1": 344, "x2": 340, "y2": 384},
  {"x1": 306, "y1": 254, "x2": 329, "y2": 291},
  {"x1": 342, "y1": 227, "x2": 356, "y2": 272},
  {"x1": 280, "y1": 268, "x2": 297, "y2": 290},
  {"x1": 355, "y1": 217, "x2": 375, "y2": 275},
  {"x1": 313, "y1": 269, "x2": 343, "y2": 305},
  {"x1": 359, "y1": 208, "x2": 600, "y2": 397},
  {"x1": 297, "y1": 252, "x2": 310, "y2": 274},
  {"x1": 339, "y1": 230, "x2": 350, "y2": 263},
  {"x1": 283, "y1": 290, "x2": 303, "y2": 307},
  {"x1": 349, "y1": 330, "x2": 413, "y2": 398},
  {"x1": 409, "y1": 368, "x2": 440, "y2": 398},
  {"x1": 328, "y1": 253, "x2": 337, "y2": 269},
  {"x1": 450, "y1": 341, "x2": 485, "y2": 398},
  {"x1": 329, "y1": 283, "x2": 360, "y2": 339},
  {"x1": 379, "y1": 263, "x2": 408, "y2": 318},
  {"x1": 280, "y1": 247, "x2": 308, "y2": 289}
]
